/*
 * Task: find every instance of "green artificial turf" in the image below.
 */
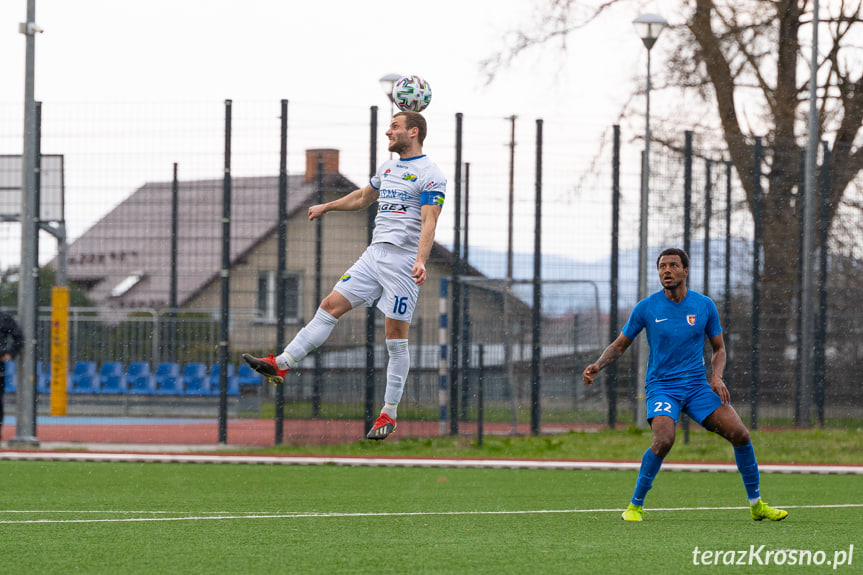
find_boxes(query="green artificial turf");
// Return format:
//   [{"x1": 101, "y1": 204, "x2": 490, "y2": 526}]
[{"x1": 0, "y1": 461, "x2": 859, "y2": 574}]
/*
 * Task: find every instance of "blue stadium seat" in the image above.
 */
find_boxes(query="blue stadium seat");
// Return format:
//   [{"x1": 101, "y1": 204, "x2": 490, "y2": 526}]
[
  {"x1": 154, "y1": 362, "x2": 182, "y2": 395},
  {"x1": 4, "y1": 361, "x2": 53, "y2": 394},
  {"x1": 126, "y1": 362, "x2": 156, "y2": 395},
  {"x1": 99, "y1": 361, "x2": 128, "y2": 394},
  {"x1": 36, "y1": 362, "x2": 51, "y2": 394},
  {"x1": 4, "y1": 359, "x2": 16, "y2": 393},
  {"x1": 237, "y1": 363, "x2": 262, "y2": 387},
  {"x1": 69, "y1": 361, "x2": 99, "y2": 394},
  {"x1": 181, "y1": 362, "x2": 210, "y2": 396},
  {"x1": 208, "y1": 363, "x2": 239, "y2": 397}
]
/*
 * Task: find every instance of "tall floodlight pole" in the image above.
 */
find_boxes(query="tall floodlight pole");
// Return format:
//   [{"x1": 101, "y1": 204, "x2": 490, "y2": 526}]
[
  {"x1": 633, "y1": 13, "x2": 667, "y2": 428},
  {"x1": 800, "y1": 0, "x2": 819, "y2": 427},
  {"x1": 12, "y1": 0, "x2": 43, "y2": 447}
]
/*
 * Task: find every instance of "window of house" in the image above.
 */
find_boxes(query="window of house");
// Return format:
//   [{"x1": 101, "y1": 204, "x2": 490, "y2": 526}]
[{"x1": 257, "y1": 271, "x2": 301, "y2": 322}]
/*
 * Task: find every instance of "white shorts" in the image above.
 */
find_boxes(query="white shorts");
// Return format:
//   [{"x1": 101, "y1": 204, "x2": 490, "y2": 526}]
[{"x1": 333, "y1": 243, "x2": 419, "y2": 323}]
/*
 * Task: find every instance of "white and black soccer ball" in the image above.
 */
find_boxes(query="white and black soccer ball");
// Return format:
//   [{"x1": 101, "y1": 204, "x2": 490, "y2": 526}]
[{"x1": 391, "y1": 75, "x2": 432, "y2": 112}]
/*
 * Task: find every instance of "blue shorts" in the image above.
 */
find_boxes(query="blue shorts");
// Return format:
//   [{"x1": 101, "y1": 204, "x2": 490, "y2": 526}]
[{"x1": 645, "y1": 383, "x2": 723, "y2": 426}]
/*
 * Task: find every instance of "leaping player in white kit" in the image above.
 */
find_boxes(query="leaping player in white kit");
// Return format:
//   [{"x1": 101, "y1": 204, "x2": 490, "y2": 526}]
[{"x1": 243, "y1": 110, "x2": 446, "y2": 440}]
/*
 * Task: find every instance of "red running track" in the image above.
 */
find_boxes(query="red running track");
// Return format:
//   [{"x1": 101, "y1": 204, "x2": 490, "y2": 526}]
[{"x1": 1, "y1": 419, "x2": 583, "y2": 447}]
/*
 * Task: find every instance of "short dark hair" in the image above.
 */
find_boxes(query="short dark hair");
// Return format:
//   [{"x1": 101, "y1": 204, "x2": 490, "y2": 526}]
[
  {"x1": 394, "y1": 111, "x2": 427, "y2": 145},
  {"x1": 656, "y1": 247, "x2": 689, "y2": 269}
]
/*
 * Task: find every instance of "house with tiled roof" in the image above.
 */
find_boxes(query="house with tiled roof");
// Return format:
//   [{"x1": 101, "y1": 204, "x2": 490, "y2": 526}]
[
  {"x1": 65, "y1": 150, "x2": 352, "y2": 311},
  {"x1": 60, "y1": 149, "x2": 530, "y2": 358}
]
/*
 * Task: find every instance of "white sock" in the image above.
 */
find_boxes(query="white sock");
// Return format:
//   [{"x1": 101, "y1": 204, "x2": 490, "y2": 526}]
[
  {"x1": 274, "y1": 353, "x2": 295, "y2": 371},
  {"x1": 282, "y1": 307, "x2": 339, "y2": 366},
  {"x1": 383, "y1": 339, "x2": 410, "y2": 408},
  {"x1": 382, "y1": 403, "x2": 398, "y2": 420},
  {"x1": 749, "y1": 498, "x2": 761, "y2": 506}
]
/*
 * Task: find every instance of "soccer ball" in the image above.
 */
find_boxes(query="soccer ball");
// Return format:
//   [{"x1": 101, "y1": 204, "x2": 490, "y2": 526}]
[{"x1": 392, "y1": 75, "x2": 432, "y2": 112}]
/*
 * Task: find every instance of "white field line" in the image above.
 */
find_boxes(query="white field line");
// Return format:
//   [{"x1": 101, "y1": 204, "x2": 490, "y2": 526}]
[
  {"x1": 1, "y1": 450, "x2": 863, "y2": 474},
  {"x1": 1, "y1": 504, "x2": 861, "y2": 525}
]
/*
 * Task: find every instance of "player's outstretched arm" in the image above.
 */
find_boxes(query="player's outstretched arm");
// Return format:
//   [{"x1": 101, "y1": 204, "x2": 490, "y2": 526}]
[
  {"x1": 309, "y1": 185, "x2": 379, "y2": 221},
  {"x1": 583, "y1": 333, "x2": 633, "y2": 385}
]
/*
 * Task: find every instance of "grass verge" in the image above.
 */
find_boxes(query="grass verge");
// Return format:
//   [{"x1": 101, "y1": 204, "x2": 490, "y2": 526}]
[{"x1": 249, "y1": 426, "x2": 863, "y2": 465}]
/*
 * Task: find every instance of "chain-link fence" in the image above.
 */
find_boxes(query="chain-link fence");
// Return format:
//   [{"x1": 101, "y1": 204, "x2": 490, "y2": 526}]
[{"x1": 1, "y1": 100, "x2": 862, "y2": 444}]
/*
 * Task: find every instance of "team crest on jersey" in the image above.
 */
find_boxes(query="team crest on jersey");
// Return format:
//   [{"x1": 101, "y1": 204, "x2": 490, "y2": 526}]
[
  {"x1": 402, "y1": 173, "x2": 417, "y2": 181},
  {"x1": 687, "y1": 314, "x2": 697, "y2": 325},
  {"x1": 340, "y1": 274, "x2": 351, "y2": 282}
]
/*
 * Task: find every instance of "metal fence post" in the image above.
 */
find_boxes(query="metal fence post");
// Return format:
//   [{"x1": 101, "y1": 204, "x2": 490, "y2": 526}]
[
  {"x1": 815, "y1": 142, "x2": 830, "y2": 426},
  {"x1": 530, "y1": 119, "x2": 543, "y2": 436},
  {"x1": 275, "y1": 99, "x2": 288, "y2": 445},
  {"x1": 750, "y1": 137, "x2": 763, "y2": 430},
  {"x1": 608, "y1": 125, "x2": 620, "y2": 429},
  {"x1": 364, "y1": 105, "x2": 378, "y2": 436},
  {"x1": 477, "y1": 343, "x2": 484, "y2": 448},
  {"x1": 218, "y1": 99, "x2": 232, "y2": 444},
  {"x1": 450, "y1": 113, "x2": 463, "y2": 435}
]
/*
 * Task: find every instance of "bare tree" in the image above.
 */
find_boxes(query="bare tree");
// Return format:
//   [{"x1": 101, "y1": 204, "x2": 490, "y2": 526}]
[{"x1": 484, "y1": 0, "x2": 863, "y2": 403}]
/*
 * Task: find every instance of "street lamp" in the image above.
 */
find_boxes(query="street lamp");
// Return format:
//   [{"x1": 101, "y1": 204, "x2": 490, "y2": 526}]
[
  {"x1": 379, "y1": 73, "x2": 402, "y2": 159},
  {"x1": 633, "y1": 13, "x2": 667, "y2": 429},
  {"x1": 379, "y1": 73, "x2": 402, "y2": 119}
]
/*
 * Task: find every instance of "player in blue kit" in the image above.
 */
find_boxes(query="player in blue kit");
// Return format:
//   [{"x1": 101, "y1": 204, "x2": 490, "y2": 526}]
[
  {"x1": 243, "y1": 111, "x2": 446, "y2": 441},
  {"x1": 583, "y1": 248, "x2": 787, "y2": 522}
]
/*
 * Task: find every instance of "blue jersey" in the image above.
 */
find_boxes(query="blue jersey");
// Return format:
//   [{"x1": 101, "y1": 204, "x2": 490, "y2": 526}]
[{"x1": 622, "y1": 289, "x2": 722, "y2": 390}]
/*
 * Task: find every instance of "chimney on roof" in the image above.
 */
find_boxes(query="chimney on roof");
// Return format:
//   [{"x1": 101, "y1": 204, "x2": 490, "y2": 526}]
[{"x1": 305, "y1": 148, "x2": 340, "y2": 182}]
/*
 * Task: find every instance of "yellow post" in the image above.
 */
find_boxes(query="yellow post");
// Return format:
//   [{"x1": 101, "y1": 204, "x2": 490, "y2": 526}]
[{"x1": 50, "y1": 286, "x2": 69, "y2": 416}]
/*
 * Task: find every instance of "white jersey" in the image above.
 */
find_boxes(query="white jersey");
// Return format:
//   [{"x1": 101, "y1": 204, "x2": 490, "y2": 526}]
[{"x1": 369, "y1": 154, "x2": 446, "y2": 254}]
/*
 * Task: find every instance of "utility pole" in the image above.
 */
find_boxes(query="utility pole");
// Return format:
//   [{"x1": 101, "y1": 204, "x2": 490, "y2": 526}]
[
  {"x1": 13, "y1": 0, "x2": 43, "y2": 447},
  {"x1": 505, "y1": 115, "x2": 517, "y2": 433}
]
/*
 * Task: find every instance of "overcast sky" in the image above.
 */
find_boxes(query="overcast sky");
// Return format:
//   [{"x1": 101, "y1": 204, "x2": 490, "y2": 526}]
[
  {"x1": 1, "y1": 0, "x2": 644, "y2": 115},
  {"x1": 0, "y1": 0, "x2": 662, "y2": 269}
]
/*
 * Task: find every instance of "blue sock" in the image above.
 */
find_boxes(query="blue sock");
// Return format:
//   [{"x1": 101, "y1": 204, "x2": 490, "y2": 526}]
[
  {"x1": 733, "y1": 442, "x2": 761, "y2": 501},
  {"x1": 630, "y1": 449, "x2": 663, "y2": 506}
]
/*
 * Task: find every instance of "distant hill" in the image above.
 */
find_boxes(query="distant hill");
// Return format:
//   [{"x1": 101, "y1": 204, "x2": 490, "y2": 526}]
[{"x1": 440, "y1": 238, "x2": 754, "y2": 314}]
